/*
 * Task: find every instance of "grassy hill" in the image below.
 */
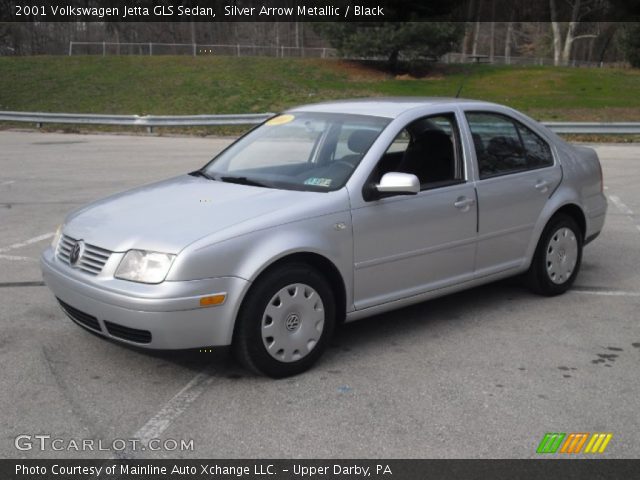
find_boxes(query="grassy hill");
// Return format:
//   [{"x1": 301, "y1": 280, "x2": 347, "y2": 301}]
[{"x1": 1, "y1": 56, "x2": 639, "y2": 126}]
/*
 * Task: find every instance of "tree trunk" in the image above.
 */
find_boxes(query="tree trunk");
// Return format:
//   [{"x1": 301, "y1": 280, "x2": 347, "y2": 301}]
[
  {"x1": 597, "y1": 24, "x2": 618, "y2": 66},
  {"x1": 461, "y1": 0, "x2": 476, "y2": 60},
  {"x1": 471, "y1": 21, "x2": 481, "y2": 56},
  {"x1": 550, "y1": 0, "x2": 562, "y2": 66},
  {"x1": 561, "y1": 0, "x2": 582, "y2": 66},
  {"x1": 505, "y1": 18, "x2": 514, "y2": 65},
  {"x1": 388, "y1": 49, "x2": 400, "y2": 72},
  {"x1": 489, "y1": 0, "x2": 496, "y2": 62},
  {"x1": 471, "y1": 1, "x2": 482, "y2": 57}
]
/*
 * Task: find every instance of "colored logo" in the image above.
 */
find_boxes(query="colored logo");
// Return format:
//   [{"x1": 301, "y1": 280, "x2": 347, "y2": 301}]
[{"x1": 536, "y1": 432, "x2": 613, "y2": 454}]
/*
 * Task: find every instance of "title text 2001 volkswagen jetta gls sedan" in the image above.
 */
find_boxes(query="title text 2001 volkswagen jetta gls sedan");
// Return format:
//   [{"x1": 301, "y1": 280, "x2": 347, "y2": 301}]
[{"x1": 41, "y1": 98, "x2": 607, "y2": 377}]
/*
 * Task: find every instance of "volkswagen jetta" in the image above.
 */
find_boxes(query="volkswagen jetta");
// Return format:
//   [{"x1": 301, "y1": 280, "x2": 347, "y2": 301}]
[{"x1": 41, "y1": 98, "x2": 607, "y2": 377}]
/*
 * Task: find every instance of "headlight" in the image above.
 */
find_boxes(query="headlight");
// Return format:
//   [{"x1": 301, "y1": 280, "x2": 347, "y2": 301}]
[
  {"x1": 51, "y1": 224, "x2": 63, "y2": 249},
  {"x1": 115, "y1": 250, "x2": 176, "y2": 284}
]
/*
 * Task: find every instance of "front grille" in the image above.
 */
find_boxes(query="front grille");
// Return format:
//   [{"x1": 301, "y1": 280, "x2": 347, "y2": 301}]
[
  {"x1": 57, "y1": 299, "x2": 101, "y2": 332},
  {"x1": 104, "y1": 321, "x2": 152, "y2": 344},
  {"x1": 56, "y1": 234, "x2": 111, "y2": 276}
]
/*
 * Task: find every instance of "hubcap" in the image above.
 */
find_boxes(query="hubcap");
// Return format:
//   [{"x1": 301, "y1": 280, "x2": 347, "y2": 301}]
[
  {"x1": 261, "y1": 283, "x2": 325, "y2": 363},
  {"x1": 545, "y1": 227, "x2": 578, "y2": 285}
]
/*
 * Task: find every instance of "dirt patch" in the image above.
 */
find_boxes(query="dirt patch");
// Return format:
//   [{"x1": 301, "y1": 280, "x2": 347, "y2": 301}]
[{"x1": 318, "y1": 59, "x2": 390, "y2": 81}]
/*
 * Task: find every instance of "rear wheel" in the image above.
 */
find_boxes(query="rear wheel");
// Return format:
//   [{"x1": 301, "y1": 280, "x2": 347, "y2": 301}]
[
  {"x1": 233, "y1": 263, "x2": 335, "y2": 377},
  {"x1": 526, "y1": 214, "x2": 583, "y2": 296}
]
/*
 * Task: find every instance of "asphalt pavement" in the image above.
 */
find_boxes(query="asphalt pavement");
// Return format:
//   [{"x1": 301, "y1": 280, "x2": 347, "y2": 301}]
[{"x1": 1, "y1": 130, "x2": 639, "y2": 459}]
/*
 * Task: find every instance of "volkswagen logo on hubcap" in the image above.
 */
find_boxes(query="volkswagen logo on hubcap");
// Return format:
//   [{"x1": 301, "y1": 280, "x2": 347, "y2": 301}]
[
  {"x1": 285, "y1": 313, "x2": 300, "y2": 332},
  {"x1": 69, "y1": 241, "x2": 84, "y2": 265}
]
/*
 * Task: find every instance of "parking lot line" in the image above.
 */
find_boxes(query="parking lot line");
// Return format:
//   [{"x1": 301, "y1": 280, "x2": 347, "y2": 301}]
[
  {"x1": 0, "y1": 281, "x2": 45, "y2": 288},
  {"x1": 573, "y1": 288, "x2": 640, "y2": 297},
  {"x1": 132, "y1": 370, "x2": 216, "y2": 447},
  {"x1": 608, "y1": 195, "x2": 634, "y2": 216},
  {"x1": 608, "y1": 194, "x2": 640, "y2": 234},
  {"x1": 0, "y1": 254, "x2": 36, "y2": 262},
  {"x1": 0, "y1": 232, "x2": 54, "y2": 253}
]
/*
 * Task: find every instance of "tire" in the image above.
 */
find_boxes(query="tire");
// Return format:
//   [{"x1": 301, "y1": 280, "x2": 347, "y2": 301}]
[
  {"x1": 526, "y1": 213, "x2": 583, "y2": 296},
  {"x1": 232, "y1": 263, "x2": 336, "y2": 378}
]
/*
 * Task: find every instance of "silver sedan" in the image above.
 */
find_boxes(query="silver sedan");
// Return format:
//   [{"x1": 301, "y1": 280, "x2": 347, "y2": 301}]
[{"x1": 41, "y1": 98, "x2": 607, "y2": 377}]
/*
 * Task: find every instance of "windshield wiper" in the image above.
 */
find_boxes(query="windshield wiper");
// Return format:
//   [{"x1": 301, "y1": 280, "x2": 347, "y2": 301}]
[
  {"x1": 219, "y1": 176, "x2": 269, "y2": 188},
  {"x1": 189, "y1": 170, "x2": 215, "y2": 180}
]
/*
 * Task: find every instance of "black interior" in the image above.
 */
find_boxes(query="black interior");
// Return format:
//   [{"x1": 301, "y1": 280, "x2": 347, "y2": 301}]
[{"x1": 397, "y1": 130, "x2": 455, "y2": 185}]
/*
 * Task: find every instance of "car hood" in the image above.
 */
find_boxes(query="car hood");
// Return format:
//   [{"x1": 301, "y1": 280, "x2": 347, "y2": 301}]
[{"x1": 64, "y1": 175, "x2": 333, "y2": 253}]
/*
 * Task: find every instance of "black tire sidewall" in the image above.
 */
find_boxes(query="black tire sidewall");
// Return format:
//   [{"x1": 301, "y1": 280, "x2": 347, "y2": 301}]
[{"x1": 234, "y1": 263, "x2": 336, "y2": 378}]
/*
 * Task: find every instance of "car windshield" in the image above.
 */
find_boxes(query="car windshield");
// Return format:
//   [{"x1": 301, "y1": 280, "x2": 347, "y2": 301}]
[{"x1": 202, "y1": 112, "x2": 390, "y2": 192}]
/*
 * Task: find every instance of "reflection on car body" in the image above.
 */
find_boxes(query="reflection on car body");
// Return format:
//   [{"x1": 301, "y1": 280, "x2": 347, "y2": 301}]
[{"x1": 41, "y1": 98, "x2": 607, "y2": 377}]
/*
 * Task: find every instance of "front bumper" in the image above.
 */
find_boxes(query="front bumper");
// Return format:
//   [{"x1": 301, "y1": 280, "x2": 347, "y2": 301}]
[{"x1": 40, "y1": 248, "x2": 249, "y2": 349}]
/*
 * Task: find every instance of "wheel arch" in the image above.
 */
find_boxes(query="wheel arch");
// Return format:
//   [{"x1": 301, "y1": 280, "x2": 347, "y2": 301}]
[
  {"x1": 553, "y1": 203, "x2": 587, "y2": 240},
  {"x1": 524, "y1": 201, "x2": 587, "y2": 271},
  {"x1": 241, "y1": 251, "x2": 348, "y2": 326}
]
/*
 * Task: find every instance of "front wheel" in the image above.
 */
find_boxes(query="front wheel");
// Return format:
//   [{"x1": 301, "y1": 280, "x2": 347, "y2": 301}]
[
  {"x1": 233, "y1": 263, "x2": 336, "y2": 377},
  {"x1": 526, "y1": 214, "x2": 583, "y2": 296}
]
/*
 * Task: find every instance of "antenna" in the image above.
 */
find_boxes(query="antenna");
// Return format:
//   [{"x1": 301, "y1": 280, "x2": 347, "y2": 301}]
[{"x1": 455, "y1": 65, "x2": 473, "y2": 98}]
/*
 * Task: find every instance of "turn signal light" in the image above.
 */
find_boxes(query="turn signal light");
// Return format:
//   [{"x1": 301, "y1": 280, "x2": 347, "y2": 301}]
[{"x1": 199, "y1": 294, "x2": 226, "y2": 307}]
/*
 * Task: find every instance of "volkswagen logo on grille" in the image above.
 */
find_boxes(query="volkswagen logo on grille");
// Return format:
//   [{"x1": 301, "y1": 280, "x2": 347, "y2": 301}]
[{"x1": 69, "y1": 240, "x2": 84, "y2": 266}]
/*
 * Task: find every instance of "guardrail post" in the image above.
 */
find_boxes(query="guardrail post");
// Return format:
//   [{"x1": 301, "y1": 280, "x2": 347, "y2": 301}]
[
  {"x1": 149, "y1": 43, "x2": 152, "y2": 56},
  {"x1": 102, "y1": 42, "x2": 106, "y2": 56},
  {"x1": 68, "y1": 41, "x2": 73, "y2": 56},
  {"x1": 192, "y1": 43, "x2": 196, "y2": 56},
  {"x1": 236, "y1": 44, "x2": 240, "y2": 56},
  {"x1": 147, "y1": 126, "x2": 154, "y2": 134}
]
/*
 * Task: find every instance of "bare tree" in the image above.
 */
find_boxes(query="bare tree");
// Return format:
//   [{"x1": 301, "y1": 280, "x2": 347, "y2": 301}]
[
  {"x1": 471, "y1": 0, "x2": 483, "y2": 56},
  {"x1": 505, "y1": 21, "x2": 514, "y2": 64},
  {"x1": 489, "y1": 0, "x2": 496, "y2": 62},
  {"x1": 549, "y1": 0, "x2": 600, "y2": 65}
]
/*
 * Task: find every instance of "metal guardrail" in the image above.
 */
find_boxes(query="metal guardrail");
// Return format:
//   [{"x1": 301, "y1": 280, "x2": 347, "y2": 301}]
[
  {"x1": 542, "y1": 122, "x2": 640, "y2": 135},
  {"x1": 0, "y1": 111, "x2": 273, "y2": 133},
  {"x1": 0, "y1": 111, "x2": 639, "y2": 135}
]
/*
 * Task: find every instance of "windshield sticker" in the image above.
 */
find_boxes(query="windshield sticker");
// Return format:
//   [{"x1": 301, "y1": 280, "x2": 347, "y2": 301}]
[
  {"x1": 304, "y1": 177, "x2": 332, "y2": 187},
  {"x1": 265, "y1": 114, "x2": 295, "y2": 126}
]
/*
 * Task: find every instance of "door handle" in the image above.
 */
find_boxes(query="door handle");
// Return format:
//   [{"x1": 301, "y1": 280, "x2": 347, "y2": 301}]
[
  {"x1": 454, "y1": 196, "x2": 475, "y2": 210},
  {"x1": 534, "y1": 180, "x2": 550, "y2": 192}
]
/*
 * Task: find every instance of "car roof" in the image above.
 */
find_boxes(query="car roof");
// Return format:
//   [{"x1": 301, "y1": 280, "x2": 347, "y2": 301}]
[{"x1": 287, "y1": 97, "x2": 500, "y2": 118}]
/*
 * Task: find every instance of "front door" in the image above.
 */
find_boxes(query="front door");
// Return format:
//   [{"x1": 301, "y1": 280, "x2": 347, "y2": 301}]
[{"x1": 350, "y1": 113, "x2": 478, "y2": 310}]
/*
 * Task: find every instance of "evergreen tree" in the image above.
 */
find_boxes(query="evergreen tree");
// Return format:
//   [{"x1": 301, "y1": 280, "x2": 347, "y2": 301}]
[{"x1": 315, "y1": 23, "x2": 464, "y2": 69}]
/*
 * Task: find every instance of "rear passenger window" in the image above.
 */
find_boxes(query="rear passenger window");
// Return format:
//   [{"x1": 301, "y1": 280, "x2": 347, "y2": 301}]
[
  {"x1": 517, "y1": 123, "x2": 553, "y2": 169},
  {"x1": 466, "y1": 112, "x2": 553, "y2": 179}
]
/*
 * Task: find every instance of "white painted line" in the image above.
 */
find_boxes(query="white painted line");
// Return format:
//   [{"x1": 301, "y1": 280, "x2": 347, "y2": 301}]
[
  {"x1": 608, "y1": 195, "x2": 634, "y2": 216},
  {"x1": 0, "y1": 180, "x2": 15, "y2": 187},
  {"x1": 132, "y1": 371, "x2": 215, "y2": 445},
  {"x1": 0, "y1": 254, "x2": 35, "y2": 261},
  {"x1": 0, "y1": 232, "x2": 53, "y2": 253},
  {"x1": 574, "y1": 289, "x2": 640, "y2": 298}
]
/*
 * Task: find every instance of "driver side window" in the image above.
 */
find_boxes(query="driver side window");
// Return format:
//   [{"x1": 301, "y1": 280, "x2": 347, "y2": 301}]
[{"x1": 371, "y1": 114, "x2": 464, "y2": 190}]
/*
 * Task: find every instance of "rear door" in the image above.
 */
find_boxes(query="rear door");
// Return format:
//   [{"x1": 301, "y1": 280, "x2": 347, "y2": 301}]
[{"x1": 464, "y1": 111, "x2": 562, "y2": 275}]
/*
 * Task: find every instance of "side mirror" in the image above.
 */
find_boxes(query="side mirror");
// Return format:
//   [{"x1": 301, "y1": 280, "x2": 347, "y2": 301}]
[{"x1": 375, "y1": 172, "x2": 420, "y2": 196}]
